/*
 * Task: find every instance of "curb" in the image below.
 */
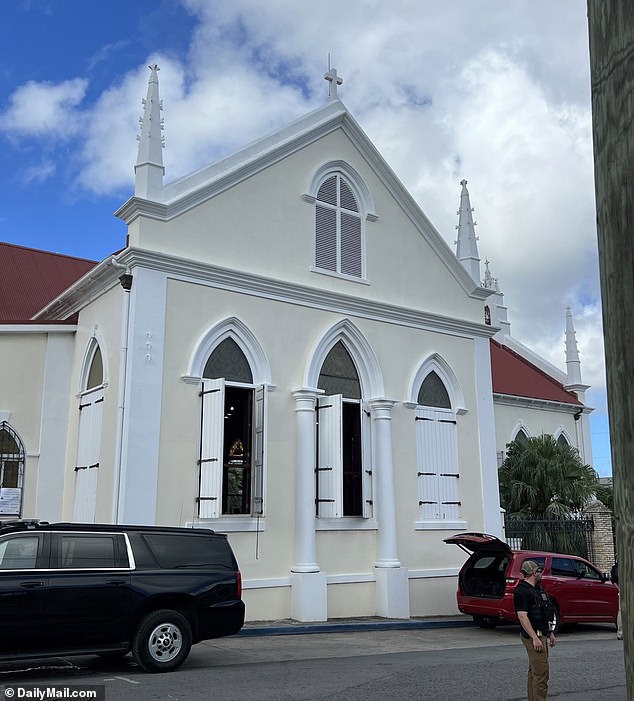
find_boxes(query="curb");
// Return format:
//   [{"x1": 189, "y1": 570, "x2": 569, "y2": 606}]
[{"x1": 238, "y1": 618, "x2": 475, "y2": 637}]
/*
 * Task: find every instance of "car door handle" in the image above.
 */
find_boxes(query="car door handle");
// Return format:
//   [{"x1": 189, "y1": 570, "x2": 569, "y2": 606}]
[
  {"x1": 107, "y1": 580, "x2": 126, "y2": 586},
  {"x1": 20, "y1": 581, "x2": 44, "y2": 588}
]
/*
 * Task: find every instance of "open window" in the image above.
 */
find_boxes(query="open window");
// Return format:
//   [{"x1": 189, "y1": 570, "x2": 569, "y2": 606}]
[
  {"x1": 198, "y1": 338, "x2": 266, "y2": 518},
  {"x1": 316, "y1": 341, "x2": 372, "y2": 518}
]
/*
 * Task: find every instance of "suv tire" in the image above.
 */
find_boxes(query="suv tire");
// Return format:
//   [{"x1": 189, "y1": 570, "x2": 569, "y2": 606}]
[{"x1": 132, "y1": 609, "x2": 192, "y2": 673}]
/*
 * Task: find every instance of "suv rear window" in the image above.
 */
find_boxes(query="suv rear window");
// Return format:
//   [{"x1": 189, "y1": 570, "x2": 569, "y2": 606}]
[{"x1": 142, "y1": 534, "x2": 233, "y2": 569}]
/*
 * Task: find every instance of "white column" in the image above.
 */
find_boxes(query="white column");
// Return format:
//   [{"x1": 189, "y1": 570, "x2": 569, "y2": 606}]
[
  {"x1": 474, "y1": 336, "x2": 502, "y2": 536},
  {"x1": 290, "y1": 389, "x2": 327, "y2": 621},
  {"x1": 369, "y1": 399, "x2": 410, "y2": 619}
]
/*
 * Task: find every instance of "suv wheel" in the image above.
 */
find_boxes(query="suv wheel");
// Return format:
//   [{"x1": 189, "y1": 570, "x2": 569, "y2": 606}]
[{"x1": 132, "y1": 609, "x2": 192, "y2": 673}]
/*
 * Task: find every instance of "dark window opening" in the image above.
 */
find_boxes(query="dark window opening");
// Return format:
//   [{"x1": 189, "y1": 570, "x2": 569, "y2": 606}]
[
  {"x1": 342, "y1": 402, "x2": 362, "y2": 516},
  {"x1": 222, "y1": 386, "x2": 253, "y2": 515},
  {"x1": 418, "y1": 371, "x2": 451, "y2": 408}
]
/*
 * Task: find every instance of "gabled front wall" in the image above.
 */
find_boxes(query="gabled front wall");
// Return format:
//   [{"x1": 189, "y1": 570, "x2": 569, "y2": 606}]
[{"x1": 127, "y1": 129, "x2": 483, "y2": 325}]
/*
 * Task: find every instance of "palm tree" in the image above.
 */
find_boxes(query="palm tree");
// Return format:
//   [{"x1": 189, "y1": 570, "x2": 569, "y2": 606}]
[
  {"x1": 499, "y1": 434, "x2": 599, "y2": 554},
  {"x1": 499, "y1": 434, "x2": 598, "y2": 518}
]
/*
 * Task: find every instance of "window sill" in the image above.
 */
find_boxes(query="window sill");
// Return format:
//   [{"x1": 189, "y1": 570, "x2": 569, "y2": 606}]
[
  {"x1": 187, "y1": 516, "x2": 266, "y2": 532},
  {"x1": 316, "y1": 518, "x2": 378, "y2": 531},
  {"x1": 415, "y1": 519, "x2": 468, "y2": 531},
  {"x1": 309, "y1": 266, "x2": 370, "y2": 285}
]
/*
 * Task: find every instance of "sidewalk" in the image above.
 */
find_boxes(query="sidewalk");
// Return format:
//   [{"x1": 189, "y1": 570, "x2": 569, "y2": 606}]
[{"x1": 238, "y1": 614, "x2": 474, "y2": 637}]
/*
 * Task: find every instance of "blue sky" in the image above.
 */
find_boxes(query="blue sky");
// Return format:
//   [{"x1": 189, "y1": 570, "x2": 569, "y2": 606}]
[{"x1": 0, "y1": 0, "x2": 612, "y2": 475}]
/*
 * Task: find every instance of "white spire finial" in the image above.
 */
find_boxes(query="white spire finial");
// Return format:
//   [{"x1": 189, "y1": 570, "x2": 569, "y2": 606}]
[
  {"x1": 565, "y1": 307, "x2": 583, "y2": 385},
  {"x1": 324, "y1": 66, "x2": 343, "y2": 100},
  {"x1": 455, "y1": 179, "x2": 481, "y2": 284},
  {"x1": 135, "y1": 63, "x2": 165, "y2": 199}
]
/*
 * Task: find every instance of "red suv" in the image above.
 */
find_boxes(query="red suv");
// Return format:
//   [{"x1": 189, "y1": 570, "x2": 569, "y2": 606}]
[{"x1": 444, "y1": 532, "x2": 618, "y2": 632}]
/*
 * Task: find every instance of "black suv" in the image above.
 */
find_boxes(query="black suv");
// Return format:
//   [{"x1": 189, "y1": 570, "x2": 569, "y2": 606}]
[{"x1": 0, "y1": 520, "x2": 244, "y2": 672}]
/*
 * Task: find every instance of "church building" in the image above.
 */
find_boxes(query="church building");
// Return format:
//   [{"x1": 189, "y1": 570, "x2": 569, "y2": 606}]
[{"x1": 0, "y1": 66, "x2": 592, "y2": 621}]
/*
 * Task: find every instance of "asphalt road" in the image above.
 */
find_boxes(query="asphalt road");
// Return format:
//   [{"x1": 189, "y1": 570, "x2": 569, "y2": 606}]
[{"x1": 0, "y1": 623, "x2": 626, "y2": 701}]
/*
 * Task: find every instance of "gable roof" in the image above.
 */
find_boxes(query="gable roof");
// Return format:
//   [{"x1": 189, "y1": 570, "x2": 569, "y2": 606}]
[
  {"x1": 0, "y1": 242, "x2": 97, "y2": 322},
  {"x1": 490, "y1": 338, "x2": 581, "y2": 406}
]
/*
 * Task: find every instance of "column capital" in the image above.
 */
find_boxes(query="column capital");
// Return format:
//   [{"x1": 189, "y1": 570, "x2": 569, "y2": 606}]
[
  {"x1": 367, "y1": 398, "x2": 397, "y2": 419},
  {"x1": 292, "y1": 387, "x2": 323, "y2": 412}
]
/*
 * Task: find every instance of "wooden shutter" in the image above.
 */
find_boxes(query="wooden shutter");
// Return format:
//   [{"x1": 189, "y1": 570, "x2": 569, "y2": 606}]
[
  {"x1": 252, "y1": 384, "x2": 266, "y2": 516},
  {"x1": 72, "y1": 388, "x2": 103, "y2": 523},
  {"x1": 316, "y1": 205, "x2": 337, "y2": 271},
  {"x1": 340, "y1": 211, "x2": 362, "y2": 277},
  {"x1": 415, "y1": 407, "x2": 460, "y2": 520},
  {"x1": 316, "y1": 394, "x2": 343, "y2": 518},
  {"x1": 199, "y1": 378, "x2": 224, "y2": 519},
  {"x1": 362, "y1": 404, "x2": 373, "y2": 519}
]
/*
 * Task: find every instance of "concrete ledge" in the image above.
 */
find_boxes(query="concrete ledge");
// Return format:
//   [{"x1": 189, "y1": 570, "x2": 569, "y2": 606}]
[{"x1": 237, "y1": 616, "x2": 474, "y2": 637}]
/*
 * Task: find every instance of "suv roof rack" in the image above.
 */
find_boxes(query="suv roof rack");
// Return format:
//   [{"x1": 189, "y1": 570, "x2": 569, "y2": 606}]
[{"x1": 0, "y1": 519, "x2": 48, "y2": 530}]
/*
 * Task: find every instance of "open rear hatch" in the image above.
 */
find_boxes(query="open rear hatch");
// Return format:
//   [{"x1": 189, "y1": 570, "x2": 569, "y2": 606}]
[{"x1": 443, "y1": 532, "x2": 512, "y2": 556}]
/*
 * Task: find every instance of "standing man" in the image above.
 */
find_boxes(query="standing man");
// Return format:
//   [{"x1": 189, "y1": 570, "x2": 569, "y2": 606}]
[
  {"x1": 514, "y1": 560, "x2": 557, "y2": 701},
  {"x1": 611, "y1": 560, "x2": 623, "y2": 640}
]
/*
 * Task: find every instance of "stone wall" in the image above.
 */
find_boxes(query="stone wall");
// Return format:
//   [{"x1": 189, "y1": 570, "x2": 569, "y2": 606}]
[{"x1": 583, "y1": 500, "x2": 615, "y2": 573}]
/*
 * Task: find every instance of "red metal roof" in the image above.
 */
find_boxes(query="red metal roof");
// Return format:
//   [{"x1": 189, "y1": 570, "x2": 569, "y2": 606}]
[
  {"x1": 0, "y1": 242, "x2": 97, "y2": 321},
  {"x1": 490, "y1": 339, "x2": 581, "y2": 406}
]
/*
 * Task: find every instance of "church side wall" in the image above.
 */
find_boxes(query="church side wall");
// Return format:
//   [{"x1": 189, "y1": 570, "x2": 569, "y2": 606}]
[
  {"x1": 61, "y1": 287, "x2": 123, "y2": 522},
  {"x1": 0, "y1": 333, "x2": 48, "y2": 517},
  {"x1": 494, "y1": 401, "x2": 580, "y2": 457}
]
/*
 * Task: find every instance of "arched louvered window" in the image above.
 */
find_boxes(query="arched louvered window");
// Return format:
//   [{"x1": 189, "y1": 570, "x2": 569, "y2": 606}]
[
  {"x1": 515, "y1": 429, "x2": 529, "y2": 444},
  {"x1": 315, "y1": 174, "x2": 363, "y2": 277}
]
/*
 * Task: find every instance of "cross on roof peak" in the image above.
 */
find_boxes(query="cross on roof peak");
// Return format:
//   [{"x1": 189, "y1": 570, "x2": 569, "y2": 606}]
[{"x1": 324, "y1": 66, "x2": 343, "y2": 100}]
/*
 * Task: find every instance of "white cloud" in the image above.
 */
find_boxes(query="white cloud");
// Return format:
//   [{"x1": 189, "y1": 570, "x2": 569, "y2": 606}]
[
  {"x1": 22, "y1": 160, "x2": 56, "y2": 184},
  {"x1": 2, "y1": 0, "x2": 609, "y2": 462},
  {"x1": 0, "y1": 78, "x2": 87, "y2": 137}
]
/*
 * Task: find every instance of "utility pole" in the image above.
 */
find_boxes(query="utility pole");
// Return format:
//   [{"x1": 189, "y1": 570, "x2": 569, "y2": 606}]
[{"x1": 587, "y1": 2, "x2": 634, "y2": 697}]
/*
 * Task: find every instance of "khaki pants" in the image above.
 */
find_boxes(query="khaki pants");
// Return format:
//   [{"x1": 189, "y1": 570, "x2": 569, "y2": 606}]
[{"x1": 521, "y1": 634, "x2": 550, "y2": 701}]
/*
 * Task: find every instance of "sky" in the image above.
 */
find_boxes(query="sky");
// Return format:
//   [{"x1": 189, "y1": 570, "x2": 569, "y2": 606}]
[{"x1": 0, "y1": 0, "x2": 612, "y2": 476}]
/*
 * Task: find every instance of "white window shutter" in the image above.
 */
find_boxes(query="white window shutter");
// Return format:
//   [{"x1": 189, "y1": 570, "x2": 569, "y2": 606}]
[
  {"x1": 361, "y1": 405, "x2": 373, "y2": 519},
  {"x1": 316, "y1": 205, "x2": 337, "y2": 271},
  {"x1": 415, "y1": 407, "x2": 460, "y2": 520},
  {"x1": 73, "y1": 388, "x2": 103, "y2": 523},
  {"x1": 199, "y1": 378, "x2": 224, "y2": 519},
  {"x1": 252, "y1": 384, "x2": 266, "y2": 516},
  {"x1": 415, "y1": 407, "x2": 440, "y2": 519},
  {"x1": 340, "y1": 211, "x2": 362, "y2": 277},
  {"x1": 316, "y1": 394, "x2": 343, "y2": 518},
  {"x1": 436, "y1": 410, "x2": 460, "y2": 519}
]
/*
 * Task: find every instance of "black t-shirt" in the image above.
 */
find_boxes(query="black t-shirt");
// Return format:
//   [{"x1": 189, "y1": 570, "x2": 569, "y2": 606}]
[{"x1": 514, "y1": 580, "x2": 549, "y2": 636}]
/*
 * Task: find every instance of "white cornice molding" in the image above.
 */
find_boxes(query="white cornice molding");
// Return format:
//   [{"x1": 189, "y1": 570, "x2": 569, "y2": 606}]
[
  {"x1": 130, "y1": 248, "x2": 496, "y2": 340},
  {"x1": 44, "y1": 247, "x2": 496, "y2": 340},
  {"x1": 0, "y1": 324, "x2": 77, "y2": 333},
  {"x1": 493, "y1": 392, "x2": 593, "y2": 414}
]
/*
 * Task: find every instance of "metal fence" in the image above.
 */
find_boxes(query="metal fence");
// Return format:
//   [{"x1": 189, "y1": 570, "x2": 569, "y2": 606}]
[{"x1": 504, "y1": 515, "x2": 595, "y2": 561}]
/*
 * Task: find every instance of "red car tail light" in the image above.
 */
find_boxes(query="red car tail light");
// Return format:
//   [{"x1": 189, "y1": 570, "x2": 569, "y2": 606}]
[
  {"x1": 506, "y1": 578, "x2": 517, "y2": 585},
  {"x1": 236, "y1": 569, "x2": 242, "y2": 598}
]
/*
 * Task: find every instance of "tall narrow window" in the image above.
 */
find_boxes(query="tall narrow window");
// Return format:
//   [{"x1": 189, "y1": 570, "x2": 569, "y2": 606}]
[
  {"x1": 199, "y1": 338, "x2": 265, "y2": 518},
  {"x1": 316, "y1": 341, "x2": 371, "y2": 518},
  {"x1": 73, "y1": 343, "x2": 104, "y2": 523},
  {"x1": 0, "y1": 423, "x2": 24, "y2": 518},
  {"x1": 315, "y1": 174, "x2": 363, "y2": 278},
  {"x1": 415, "y1": 371, "x2": 460, "y2": 521}
]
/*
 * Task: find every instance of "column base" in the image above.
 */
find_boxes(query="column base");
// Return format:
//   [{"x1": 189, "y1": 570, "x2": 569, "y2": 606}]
[
  {"x1": 290, "y1": 571, "x2": 328, "y2": 622},
  {"x1": 375, "y1": 566, "x2": 410, "y2": 619}
]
